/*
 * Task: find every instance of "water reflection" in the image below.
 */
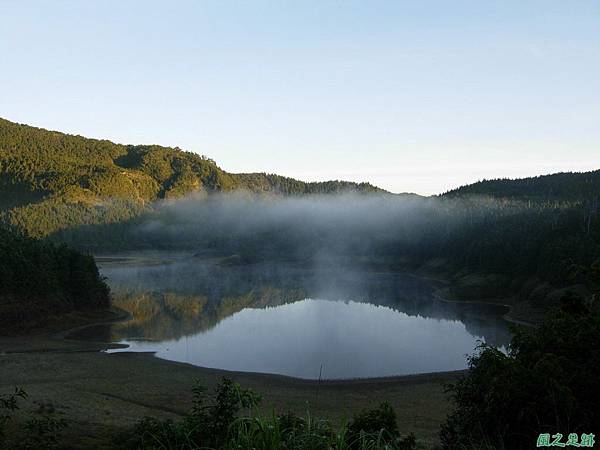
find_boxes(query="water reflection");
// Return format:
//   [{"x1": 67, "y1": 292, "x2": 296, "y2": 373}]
[{"x1": 83, "y1": 255, "x2": 511, "y2": 379}]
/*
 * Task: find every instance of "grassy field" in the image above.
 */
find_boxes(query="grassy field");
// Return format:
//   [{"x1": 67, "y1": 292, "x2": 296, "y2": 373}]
[{"x1": 0, "y1": 316, "x2": 458, "y2": 449}]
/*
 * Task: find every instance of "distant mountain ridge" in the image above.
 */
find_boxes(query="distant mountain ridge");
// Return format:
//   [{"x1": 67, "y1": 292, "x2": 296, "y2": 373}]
[
  {"x1": 2, "y1": 118, "x2": 599, "y2": 320},
  {"x1": 1, "y1": 117, "x2": 598, "y2": 238},
  {"x1": 442, "y1": 170, "x2": 600, "y2": 204},
  {"x1": 0, "y1": 118, "x2": 384, "y2": 236}
]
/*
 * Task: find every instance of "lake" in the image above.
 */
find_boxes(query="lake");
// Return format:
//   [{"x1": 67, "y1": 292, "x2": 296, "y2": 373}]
[{"x1": 82, "y1": 254, "x2": 511, "y2": 379}]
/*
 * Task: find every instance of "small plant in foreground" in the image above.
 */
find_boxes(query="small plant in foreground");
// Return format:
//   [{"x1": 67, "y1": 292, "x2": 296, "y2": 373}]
[
  {"x1": 0, "y1": 387, "x2": 26, "y2": 447},
  {"x1": 128, "y1": 378, "x2": 417, "y2": 450},
  {"x1": 0, "y1": 387, "x2": 67, "y2": 450},
  {"x1": 348, "y1": 402, "x2": 416, "y2": 450}
]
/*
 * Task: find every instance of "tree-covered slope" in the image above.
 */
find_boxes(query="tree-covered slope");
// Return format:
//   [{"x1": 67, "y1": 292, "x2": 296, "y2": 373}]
[
  {"x1": 0, "y1": 118, "x2": 384, "y2": 237},
  {"x1": 235, "y1": 172, "x2": 383, "y2": 195},
  {"x1": 442, "y1": 170, "x2": 600, "y2": 204},
  {"x1": 0, "y1": 226, "x2": 110, "y2": 333},
  {"x1": 438, "y1": 173, "x2": 600, "y2": 315}
]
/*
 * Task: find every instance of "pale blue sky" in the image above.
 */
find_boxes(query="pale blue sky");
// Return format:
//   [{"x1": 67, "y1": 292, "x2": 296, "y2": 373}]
[{"x1": 1, "y1": 1, "x2": 599, "y2": 194}]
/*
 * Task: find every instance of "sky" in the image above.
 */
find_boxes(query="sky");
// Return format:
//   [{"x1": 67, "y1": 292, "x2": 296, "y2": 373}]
[{"x1": 1, "y1": 1, "x2": 599, "y2": 195}]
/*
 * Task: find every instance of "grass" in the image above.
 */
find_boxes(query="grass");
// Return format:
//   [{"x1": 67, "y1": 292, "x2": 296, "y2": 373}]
[
  {"x1": 0, "y1": 332, "x2": 458, "y2": 449},
  {"x1": 121, "y1": 378, "x2": 419, "y2": 450},
  {"x1": 0, "y1": 285, "x2": 460, "y2": 450}
]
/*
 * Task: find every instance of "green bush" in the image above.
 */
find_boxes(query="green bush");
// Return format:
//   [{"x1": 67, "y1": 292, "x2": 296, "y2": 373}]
[
  {"x1": 440, "y1": 295, "x2": 600, "y2": 450},
  {"x1": 0, "y1": 387, "x2": 67, "y2": 450},
  {"x1": 348, "y1": 402, "x2": 415, "y2": 450},
  {"x1": 127, "y1": 378, "x2": 417, "y2": 450},
  {"x1": 128, "y1": 377, "x2": 260, "y2": 449},
  {"x1": 0, "y1": 387, "x2": 26, "y2": 446}
]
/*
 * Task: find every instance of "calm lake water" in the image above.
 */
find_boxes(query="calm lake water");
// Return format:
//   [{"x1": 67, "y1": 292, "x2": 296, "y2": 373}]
[{"x1": 83, "y1": 254, "x2": 511, "y2": 379}]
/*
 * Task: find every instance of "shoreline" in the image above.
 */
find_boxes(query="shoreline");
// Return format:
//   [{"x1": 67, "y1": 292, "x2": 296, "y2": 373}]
[
  {"x1": 3, "y1": 260, "x2": 534, "y2": 448},
  {"x1": 4, "y1": 303, "x2": 466, "y2": 383},
  {"x1": 431, "y1": 289, "x2": 538, "y2": 328},
  {"x1": 2, "y1": 310, "x2": 460, "y2": 448}
]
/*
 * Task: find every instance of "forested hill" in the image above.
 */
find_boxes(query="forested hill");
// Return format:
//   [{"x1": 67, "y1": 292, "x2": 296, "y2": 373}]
[
  {"x1": 0, "y1": 225, "x2": 110, "y2": 333},
  {"x1": 0, "y1": 118, "x2": 383, "y2": 237},
  {"x1": 442, "y1": 170, "x2": 600, "y2": 204}
]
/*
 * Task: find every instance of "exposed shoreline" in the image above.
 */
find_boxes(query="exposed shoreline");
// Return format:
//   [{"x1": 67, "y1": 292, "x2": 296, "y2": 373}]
[
  {"x1": 2, "y1": 308, "x2": 460, "y2": 448},
  {"x1": 431, "y1": 289, "x2": 538, "y2": 328},
  {"x1": 1, "y1": 258, "x2": 533, "y2": 448}
]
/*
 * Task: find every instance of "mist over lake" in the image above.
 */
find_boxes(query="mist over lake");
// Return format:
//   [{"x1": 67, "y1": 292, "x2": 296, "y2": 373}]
[
  {"x1": 84, "y1": 255, "x2": 511, "y2": 379},
  {"x1": 2, "y1": 2, "x2": 598, "y2": 447}
]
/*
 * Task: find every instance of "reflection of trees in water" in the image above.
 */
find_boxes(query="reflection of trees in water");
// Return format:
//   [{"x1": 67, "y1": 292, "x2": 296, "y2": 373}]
[
  {"x1": 111, "y1": 286, "x2": 305, "y2": 340},
  {"x1": 103, "y1": 258, "x2": 511, "y2": 346}
]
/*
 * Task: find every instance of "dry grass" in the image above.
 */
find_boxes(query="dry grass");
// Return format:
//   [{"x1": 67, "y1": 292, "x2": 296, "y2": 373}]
[{"x1": 1, "y1": 327, "x2": 458, "y2": 449}]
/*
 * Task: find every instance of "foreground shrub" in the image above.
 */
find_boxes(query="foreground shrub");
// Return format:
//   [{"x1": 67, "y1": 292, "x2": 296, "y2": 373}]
[
  {"x1": 440, "y1": 294, "x2": 600, "y2": 450},
  {"x1": 128, "y1": 377, "x2": 260, "y2": 449},
  {"x1": 0, "y1": 387, "x2": 26, "y2": 447},
  {"x1": 0, "y1": 387, "x2": 67, "y2": 450},
  {"x1": 127, "y1": 378, "x2": 416, "y2": 450},
  {"x1": 348, "y1": 402, "x2": 415, "y2": 450}
]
